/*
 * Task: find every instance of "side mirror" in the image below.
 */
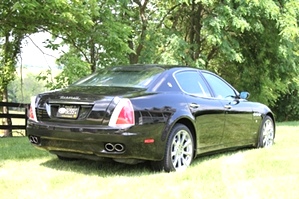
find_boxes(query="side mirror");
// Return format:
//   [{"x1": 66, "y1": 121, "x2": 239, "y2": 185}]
[{"x1": 239, "y1": 91, "x2": 250, "y2": 99}]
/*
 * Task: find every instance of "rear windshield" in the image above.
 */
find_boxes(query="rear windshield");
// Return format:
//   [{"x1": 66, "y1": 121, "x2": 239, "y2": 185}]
[{"x1": 72, "y1": 66, "x2": 164, "y2": 88}]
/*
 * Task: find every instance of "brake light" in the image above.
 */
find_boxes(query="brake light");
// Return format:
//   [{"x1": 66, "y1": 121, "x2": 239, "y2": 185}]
[
  {"x1": 29, "y1": 96, "x2": 37, "y2": 122},
  {"x1": 109, "y1": 98, "x2": 135, "y2": 128}
]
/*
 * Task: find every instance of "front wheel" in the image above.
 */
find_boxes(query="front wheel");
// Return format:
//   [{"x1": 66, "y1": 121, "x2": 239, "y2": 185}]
[
  {"x1": 257, "y1": 116, "x2": 275, "y2": 148},
  {"x1": 151, "y1": 124, "x2": 194, "y2": 172}
]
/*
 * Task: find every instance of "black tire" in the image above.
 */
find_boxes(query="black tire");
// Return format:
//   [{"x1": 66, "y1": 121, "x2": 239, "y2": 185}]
[
  {"x1": 257, "y1": 116, "x2": 275, "y2": 148},
  {"x1": 151, "y1": 124, "x2": 194, "y2": 172}
]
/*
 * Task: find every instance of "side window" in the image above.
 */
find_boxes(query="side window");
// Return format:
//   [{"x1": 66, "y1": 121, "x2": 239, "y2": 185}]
[
  {"x1": 174, "y1": 71, "x2": 211, "y2": 97},
  {"x1": 202, "y1": 72, "x2": 236, "y2": 99}
]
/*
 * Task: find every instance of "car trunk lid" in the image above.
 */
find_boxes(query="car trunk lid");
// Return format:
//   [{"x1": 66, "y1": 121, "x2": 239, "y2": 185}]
[{"x1": 34, "y1": 86, "x2": 144, "y2": 126}]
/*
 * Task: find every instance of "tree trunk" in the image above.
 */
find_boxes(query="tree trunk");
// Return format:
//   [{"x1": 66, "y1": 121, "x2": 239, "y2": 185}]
[{"x1": 2, "y1": 87, "x2": 12, "y2": 137}]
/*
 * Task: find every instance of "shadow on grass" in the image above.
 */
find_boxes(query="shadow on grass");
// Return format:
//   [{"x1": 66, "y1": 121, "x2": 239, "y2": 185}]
[
  {"x1": 190, "y1": 146, "x2": 255, "y2": 168},
  {"x1": 40, "y1": 147, "x2": 254, "y2": 177},
  {"x1": 40, "y1": 157, "x2": 153, "y2": 177},
  {"x1": 2, "y1": 137, "x2": 258, "y2": 176}
]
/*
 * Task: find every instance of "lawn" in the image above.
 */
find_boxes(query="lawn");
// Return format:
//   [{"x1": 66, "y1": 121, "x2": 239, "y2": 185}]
[{"x1": 0, "y1": 122, "x2": 299, "y2": 199}]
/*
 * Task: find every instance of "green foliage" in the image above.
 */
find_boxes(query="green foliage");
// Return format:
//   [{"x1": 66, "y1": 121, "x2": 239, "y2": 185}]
[
  {"x1": 48, "y1": 0, "x2": 133, "y2": 72},
  {"x1": 0, "y1": 0, "x2": 72, "y2": 97},
  {"x1": 0, "y1": 59, "x2": 16, "y2": 92},
  {"x1": 271, "y1": 78, "x2": 299, "y2": 122},
  {"x1": 38, "y1": 51, "x2": 91, "y2": 90},
  {"x1": 8, "y1": 73, "x2": 46, "y2": 103}
]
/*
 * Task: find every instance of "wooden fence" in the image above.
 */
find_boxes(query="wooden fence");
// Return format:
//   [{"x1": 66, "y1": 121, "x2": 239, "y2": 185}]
[{"x1": 0, "y1": 102, "x2": 29, "y2": 136}]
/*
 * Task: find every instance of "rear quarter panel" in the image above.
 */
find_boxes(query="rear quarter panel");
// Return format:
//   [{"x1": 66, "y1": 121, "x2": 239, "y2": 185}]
[{"x1": 130, "y1": 92, "x2": 195, "y2": 142}]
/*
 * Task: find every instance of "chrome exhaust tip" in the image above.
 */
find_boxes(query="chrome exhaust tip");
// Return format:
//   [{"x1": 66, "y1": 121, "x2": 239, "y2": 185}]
[
  {"x1": 115, "y1": 143, "x2": 125, "y2": 152},
  {"x1": 104, "y1": 143, "x2": 115, "y2": 152},
  {"x1": 104, "y1": 143, "x2": 125, "y2": 152},
  {"x1": 29, "y1": 135, "x2": 40, "y2": 144}
]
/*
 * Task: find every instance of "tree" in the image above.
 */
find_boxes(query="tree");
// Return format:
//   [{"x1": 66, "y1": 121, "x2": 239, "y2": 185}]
[
  {"x1": 38, "y1": 0, "x2": 135, "y2": 89},
  {"x1": 149, "y1": 0, "x2": 299, "y2": 106},
  {"x1": 1, "y1": 0, "x2": 28, "y2": 136},
  {"x1": 1, "y1": 0, "x2": 299, "y2": 126},
  {"x1": 8, "y1": 72, "x2": 46, "y2": 103},
  {"x1": 48, "y1": 0, "x2": 133, "y2": 70},
  {"x1": 39, "y1": 0, "x2": 299, "y2": 115},
  {"x1": 0, "y1": 0, "x2": 94, "y2": 136}
]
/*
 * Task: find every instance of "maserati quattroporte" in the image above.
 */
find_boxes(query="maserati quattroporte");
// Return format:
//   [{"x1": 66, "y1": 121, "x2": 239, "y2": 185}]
[{"x1": 27, "y1": 65, "x2": 275, "y2": 172}]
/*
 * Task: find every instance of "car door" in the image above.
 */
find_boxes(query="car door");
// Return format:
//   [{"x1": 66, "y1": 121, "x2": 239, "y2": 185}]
[
  {"x1": 201, "y1": 71, "x2": 255, "y2": 146},
  {"x1": 174, "y1": 70, "x2": 225, "y2": 151}
]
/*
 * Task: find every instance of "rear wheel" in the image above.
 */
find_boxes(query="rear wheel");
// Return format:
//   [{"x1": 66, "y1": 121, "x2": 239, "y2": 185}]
[
  {"x1": 258, "y1": 116, "x2": 275, "y2": 148},
  {"x1": 151, "y1": 124, "x2": 194, "y2": 172}
]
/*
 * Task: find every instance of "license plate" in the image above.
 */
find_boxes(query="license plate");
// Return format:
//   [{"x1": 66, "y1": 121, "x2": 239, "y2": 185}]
[{"x1": 56, "y1": 105, "x2": 79, "y2": 119}]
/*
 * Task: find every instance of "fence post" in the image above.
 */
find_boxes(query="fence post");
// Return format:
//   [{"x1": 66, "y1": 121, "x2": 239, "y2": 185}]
[
  {"x1": 0, "y1": 102, "x2": 29, "y2": 137},
  {"x1": 25, "y1": 105, "x2": 28, "y2": 136}
]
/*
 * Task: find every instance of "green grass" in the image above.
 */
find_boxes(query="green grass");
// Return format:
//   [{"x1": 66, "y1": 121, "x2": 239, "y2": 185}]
[{"x1": 1, "y1": 122, "x2": 299, "y2": 199}]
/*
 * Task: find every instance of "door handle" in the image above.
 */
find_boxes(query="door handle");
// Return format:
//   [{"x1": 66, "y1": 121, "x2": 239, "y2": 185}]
[
  {"x1": 224, "y1": 105, "x2": 232, "y2": 109},
  {"x1": 189, "y1": 103, "x2": 200, "y2": 109}
]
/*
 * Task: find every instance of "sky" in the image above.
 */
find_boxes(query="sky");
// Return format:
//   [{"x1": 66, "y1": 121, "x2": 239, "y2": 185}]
[{"x1": 19, "y1": 32, "x2": 64, "y2": 69}]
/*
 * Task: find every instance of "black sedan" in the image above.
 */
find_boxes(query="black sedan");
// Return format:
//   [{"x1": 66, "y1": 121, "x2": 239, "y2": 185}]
[{"x1": 27, "y1": 64, "x2": 275, "y2": 172}]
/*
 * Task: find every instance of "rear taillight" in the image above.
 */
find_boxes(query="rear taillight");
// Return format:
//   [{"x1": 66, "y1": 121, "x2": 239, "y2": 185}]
[
  {"x1": 109, "y1": 98, "x2": 135, "y2": 128},
  {"x1": 29, "y1": 96, "x2": 37, "y2": 122}
]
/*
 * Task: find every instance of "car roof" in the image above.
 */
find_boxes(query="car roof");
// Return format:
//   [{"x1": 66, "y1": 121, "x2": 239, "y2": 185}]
[{"x1": 107, "y1": 64, "x2": 199, "y2": 71}]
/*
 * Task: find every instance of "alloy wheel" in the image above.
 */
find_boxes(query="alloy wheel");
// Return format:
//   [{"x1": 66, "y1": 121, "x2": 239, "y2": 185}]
[
  {"x1": 261, "y1": 118, "x2": 275, "y2": 147},
  {"x1": 170, "y1": 129, "x2": 193, "y2": 171}
]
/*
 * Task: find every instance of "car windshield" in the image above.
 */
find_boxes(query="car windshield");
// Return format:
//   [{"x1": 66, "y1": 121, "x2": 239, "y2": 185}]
[{"x1": 72, "y1": 66, "x2": 164, "y2": 88}]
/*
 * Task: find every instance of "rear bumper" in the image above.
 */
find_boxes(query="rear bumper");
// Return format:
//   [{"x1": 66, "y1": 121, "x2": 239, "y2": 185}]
[{"x1": 27, "y1": 121, "x2": 166, "y2": 163}]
